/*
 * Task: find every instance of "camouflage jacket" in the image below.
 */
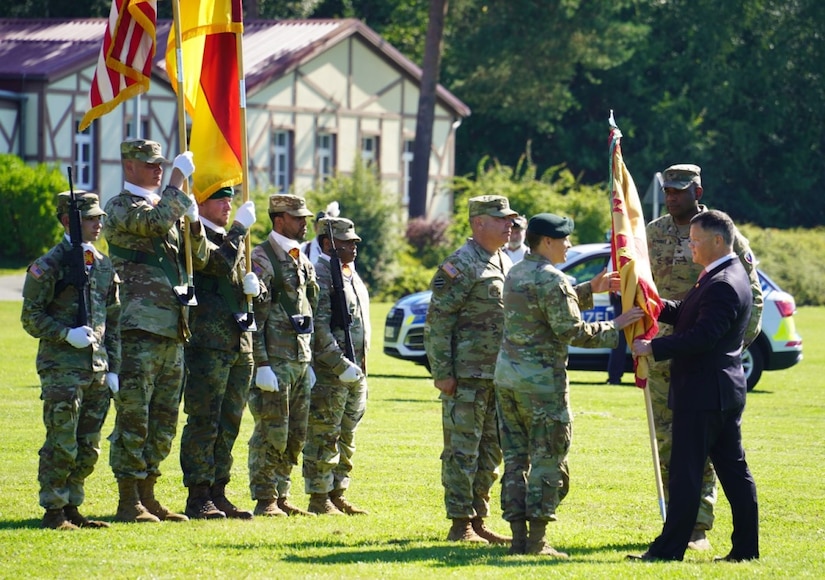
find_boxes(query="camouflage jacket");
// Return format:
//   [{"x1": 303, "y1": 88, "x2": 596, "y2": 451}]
[
  {"x1": 424, "y1": 238, "x2": 512, "y2": 381},
  {"x1": 494, "y1": 253, "x2": 618, "y2": 400},
  {"x1": 647, "y1": 205, "x2": 763, "y2": 342},
  {"x1": 251, "y1": 237, "x2": 319, "y2": 364},
  {"x1": 187, "y1": 223, "x2": 256, "y2": 353},
  {"x1": 21, "y1": 238, "x2": 121, "y2": 374},
  {"x1": 313, "y1": 256, "x2": 371, "y2": 376},
  {"x1": 103, "y1": 185, "x2": 208, "y2": 340}
]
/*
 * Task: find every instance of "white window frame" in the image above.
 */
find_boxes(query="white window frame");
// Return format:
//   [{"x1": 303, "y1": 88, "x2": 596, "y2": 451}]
[
  {"x1": 271, "y1": 129, "x2": 292, "y2": 193},
  {"x1": 74, "y1": 121, "x2": 94, "y2": 190},
  {"x1": 361, "y1": 135, "x2": 378, "y2": 169},
  {"x1": 402, "y1": 139, "x2": 414, "y2": 205},
  {"x1": 316, "y1": 132, "x2": 335, "y2": 182}
]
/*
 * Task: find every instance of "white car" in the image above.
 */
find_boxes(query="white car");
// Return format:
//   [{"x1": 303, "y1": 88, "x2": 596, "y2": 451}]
[{"x1": 383, "y1": 243, "x2": 803, "y2": 390}]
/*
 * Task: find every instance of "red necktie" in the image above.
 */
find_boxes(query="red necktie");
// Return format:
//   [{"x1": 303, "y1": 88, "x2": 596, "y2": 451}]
[{"x1": 288, "y1": 247, "x2": 300, "y2": 261}]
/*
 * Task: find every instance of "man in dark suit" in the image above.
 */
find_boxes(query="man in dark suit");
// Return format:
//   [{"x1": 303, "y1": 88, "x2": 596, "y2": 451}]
[{"x1": 629, "y1": 209, "x2": 759, "y2": 562}]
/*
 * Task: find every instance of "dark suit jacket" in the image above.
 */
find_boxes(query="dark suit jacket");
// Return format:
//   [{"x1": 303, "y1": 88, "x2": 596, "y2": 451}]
[{"x1": 652, "y1": 257, "x2": 752, "y2": 412}]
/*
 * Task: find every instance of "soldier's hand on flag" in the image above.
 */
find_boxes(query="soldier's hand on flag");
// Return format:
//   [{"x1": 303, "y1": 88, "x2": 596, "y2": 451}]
[
  {"x1": 615, "y1": 306, "x2": 645, "y2": 330},
  {"x1": 234, "y1": 201, "x2": 256, "y2": 229},
  {"x1": 243, "y1": 272, "x2": 261, "y2": 297},
  {"x1": 591, "y1": 268, "x2": 621, "y2": 293},
  {"x1": 65, "y1": 326, "x2": 95, "y2": 349},
  {"x1": 172, "y1": 151, "x2": 195, "y2": 179},
  {"x1": 632, "y1": 339, "x2": 653, "y2": 356},
  {"x1": 184, "y1": 196, "x2": 199, "y2": 221},
  {"x1": 105, "y1": 372, "x2": 119, "y2": 394},
  {"x1": 255, "y1": 366, "x2": 279, "y2": 392}
]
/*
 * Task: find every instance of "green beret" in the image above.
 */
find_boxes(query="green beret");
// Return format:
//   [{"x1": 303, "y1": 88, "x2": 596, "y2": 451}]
[
  {"x1": 208, "y1": 186, "x2": 234, "y2": 200},
  {"x1": 527, "y1": 213, "x2": 574, "y2": 239}
]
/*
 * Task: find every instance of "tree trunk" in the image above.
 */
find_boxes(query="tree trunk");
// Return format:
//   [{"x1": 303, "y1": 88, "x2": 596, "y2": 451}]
[{"x1": 408, "y1": 0, "x2": 449, "y2": 220}]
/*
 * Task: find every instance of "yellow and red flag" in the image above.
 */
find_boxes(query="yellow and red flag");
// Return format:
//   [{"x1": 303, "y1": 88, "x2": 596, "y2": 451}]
[
  {"x1": 166, "y1": 0, "x2": 243, "y2": 202},
  {"x1": 79, "y1": 0, "x2": 157, "y2": 131},
  {"x1": 609, "y1": 114, "x2": 662, "y2": 388}
]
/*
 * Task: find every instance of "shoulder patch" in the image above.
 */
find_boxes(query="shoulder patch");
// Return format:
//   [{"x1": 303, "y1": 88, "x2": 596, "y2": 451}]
[
  {"x1": 743, "y1": 251, "x2": 754, "y2": 265},
  {"x1": 441, "y1": 261, "x2": 460, "y2": 279},
  {"x1": 433, "y1": 275, "x2": 447, "y2": 290},
  {"x1": 28, "y1": 261, "x2": 48, "y2": 280}
]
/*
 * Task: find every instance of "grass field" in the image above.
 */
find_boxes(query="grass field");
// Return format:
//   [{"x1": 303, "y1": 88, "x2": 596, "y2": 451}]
[{"x1": 0, "y1": 299, "x2": 823, "y2": 579}]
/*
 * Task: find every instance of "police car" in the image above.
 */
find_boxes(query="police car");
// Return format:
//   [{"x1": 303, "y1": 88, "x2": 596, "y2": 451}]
[{"x1": 383, "y1": 243, "x2": 803, "y2": 390}]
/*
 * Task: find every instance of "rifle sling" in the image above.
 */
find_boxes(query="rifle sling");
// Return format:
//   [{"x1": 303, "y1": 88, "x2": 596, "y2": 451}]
[{"x1": 261, "y1": 242, "x2": 313, "y2": 334}]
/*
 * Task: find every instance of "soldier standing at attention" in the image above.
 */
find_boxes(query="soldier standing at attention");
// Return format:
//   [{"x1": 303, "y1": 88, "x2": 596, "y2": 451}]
[
  {"x1": 494, "y1": 213, "x2": 643, "y2": 556},
  {"x1": 104, "y1": 138, "x2": 208, "y2": 523},
  {"x1": 304, "y1": 217, "x2": 369, "y2": 516},
  {"x1": 423, "y1": 195, "x2": 517, "y2": 545},
  {"x1": 180, "y1": 186, "x2": 259, "y2": 520},
  {"x1": 646, "y1": 164, "x2": 762, "y2": 550},
  {"x1": 22, "y1": 191, "x2": 120, "y2": 530},
  {"x1": 502, "y1": 215, "x2": 529, "y2": 264},
  {"x1": 248, "y1": 194, "x2": 318, "y2": 517}
]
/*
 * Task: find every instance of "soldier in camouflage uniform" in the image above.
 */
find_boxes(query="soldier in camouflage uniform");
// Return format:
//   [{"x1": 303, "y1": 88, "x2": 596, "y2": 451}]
[
  {"x1": 646, "y1": 164, "x2": 763, "y2": 550},
  {"x1": 248, "y1": 194, "x2": 319, "y2": 517},
  {"x1": 180, "y1": 186, "x2": 260, "y2": 520},
  {"x1": 22, "y1": 192, "x2": 120, "y2": 530},
  {"x1": 494, "y1": 213, "x2": 643, "y2": 556},
  {"x1": 423, "y1": 195, "x2": 517, "y2": 545},
  {"x1": 304, "y1": 217, "x2": 369, "y2": 516},
  {"x1": 104, "y1": 139, "x2": 208, "y2": 523}
]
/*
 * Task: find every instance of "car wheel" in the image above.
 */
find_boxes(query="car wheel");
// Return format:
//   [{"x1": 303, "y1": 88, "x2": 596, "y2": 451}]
[{"x1": 743, "y1": 344, "x2": 764, "y2": 391}]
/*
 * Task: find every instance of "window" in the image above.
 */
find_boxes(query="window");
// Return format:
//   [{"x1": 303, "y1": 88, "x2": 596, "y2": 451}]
[
  {"x1": 361, "y1": 135, "x2": 379, "y2": 169},
  {"x1": 74, "y1": 121, "x2": 94, "y2": 190},
  {"x1": 402, "y1": 139, "x2": 414, "y2": 205},
  {"x1": 316, "y1": 132, "x2": 335, "y2": 182},
  {"x1": 271, "y1": 130, "x2": 293, "y2": 193},
  {"x1": 125, "y1": 118, "x2": 149, "y2": 140}
]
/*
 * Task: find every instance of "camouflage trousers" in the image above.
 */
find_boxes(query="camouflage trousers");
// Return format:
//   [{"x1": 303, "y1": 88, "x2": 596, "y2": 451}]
[
  {"x1": 649, "y1": 358, "x2": 717, "y2": 531},
  {"x1": 109, "y1": 330, "x2": 184, "y2": 480},
  {"x1": 495, "y1": 387, "x2": 571, "y2": 523},
  {"x1": 247, "y1": 359, "x2": 311, "y2": 501},
  {"x1": 440, "y1": 378, "x2": 502, "y2": 519},
  {"x1": 38, "y1": 369, "x2": 110, "y2": 509},
  {"x1": 180, "y1": 347, "x2": 253, "y2": 487},
  {"x1": 302, "y1": 372, "x2": 368, "y2": 495}
]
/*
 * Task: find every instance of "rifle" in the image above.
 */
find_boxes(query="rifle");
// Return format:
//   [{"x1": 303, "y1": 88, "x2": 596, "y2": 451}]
[
  {"x1": 326, "y1": 221, "x2": 356, "y2": 362},
  {"x1": 65, "y1": 167, "x2": 89, "y2": 326}
]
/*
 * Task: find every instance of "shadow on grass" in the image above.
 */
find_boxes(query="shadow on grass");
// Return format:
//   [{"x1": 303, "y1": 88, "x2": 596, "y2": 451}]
[
  {"x1": 0, "y1": 514, "x2": 117, "y2": 530},
  {"x1": 219, "y1": 537, "x2": 648, "y2": 567}
]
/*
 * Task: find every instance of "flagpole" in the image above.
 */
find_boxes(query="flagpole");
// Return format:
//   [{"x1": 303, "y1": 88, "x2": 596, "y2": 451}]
[
  {"x1": 608, "y1": 111, "x2": 666, "y2": 522},
  {"x1": 171, "y1": 0, "x2": 196, "y2": 305}
]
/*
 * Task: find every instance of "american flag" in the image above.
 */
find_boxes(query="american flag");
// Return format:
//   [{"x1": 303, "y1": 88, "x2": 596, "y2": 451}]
[{"x1": 78, "y1": 0, "x2": 157, "y2": 131}]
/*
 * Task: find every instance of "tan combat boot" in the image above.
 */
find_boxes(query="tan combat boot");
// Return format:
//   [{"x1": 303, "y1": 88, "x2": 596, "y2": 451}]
[
  {"x1": 137, "y1": 475, "x2": 188, "y2": 522},
  {"x1": 446, "y1": 517, "x2": 488, "y2": 543},
  {"x1": 210, "y1": 481, "x2": 253, "y2": 520},
  {"x1": 253, "y1": 498, "x2": 287, "y2": 517},
  {"x1": 526, "y1": 519, "x2": 569, "y2": 558},
  {"x1": 472, "y1": 516, "x2": 511, "y2": 544},
  {"x1": 308, "y1": 493, "x2": 344, "y2": 515},
  {"x1": 42, "y1": 508, "x2": 78, "y2": 530},
  {"x1": 185, "y1": 484, "x2": 226, "y2": 520},
  {"x1": 277, "y1": 496, "x2": 315, "y2": 517},
  {"x1": 329, "y1": 489, "x2": 368, "y2": 515},
  {"x1": 115, "y1": 478, "x2": 160, "y2": 523},
  {"x1": 63, "y1": 505, "x2": 110, "y2": 528},
  {"x1": 509, "y1": 519, "x2": 528, "y2": 555}
]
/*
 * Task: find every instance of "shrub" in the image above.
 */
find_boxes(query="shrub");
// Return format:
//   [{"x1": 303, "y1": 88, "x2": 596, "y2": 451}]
[
  {"x1": 0, "y1": 154, "x2": 67, "y2": 265},
  {"x1": 405, "y1": 217, "x2": 452, "y2": 269}
]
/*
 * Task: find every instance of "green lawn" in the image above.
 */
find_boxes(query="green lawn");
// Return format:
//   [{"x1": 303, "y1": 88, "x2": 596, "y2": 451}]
[{"x1": 0, "y1": 299, "x2": 823, "y2": 579}]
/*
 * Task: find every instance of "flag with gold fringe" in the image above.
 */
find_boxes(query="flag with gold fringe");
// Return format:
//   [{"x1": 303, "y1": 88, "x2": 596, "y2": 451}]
[
  {"x1": 608, "y1": 112, "x2": 663, "y2": 388},
  {"x1": 166, "y1": 0, "x2": 243, "y2": 202},
  {"x1": 79, "y1": 0, "x2": 157, "y2": 131}
]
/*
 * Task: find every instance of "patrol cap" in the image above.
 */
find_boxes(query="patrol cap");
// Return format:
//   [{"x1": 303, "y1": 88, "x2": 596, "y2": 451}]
[
  {"x1": 56, "y1": 191, "x2": 107, "y2": 218},
  {"x1": 468, "y1": 195, "x2": 518, "y2": 218},
  {"x1": 512, "y1": 215, "x2": 527, "y2": 229},
  {"x1": 527, "y1": 213, "x2": 574, "y2": 239},
  {"x1": 120, "y1": 138, "x2": 168, "y2": 163},
  {"x1": 208, "y1": 186, "x2": 234, "y2": 200},
  {"x1": 662, "y1": 164, "x2": 701, "y2": 190},
  {"x1": 268, "y1": 194, "x2": 314, "y2": 217},
  {"x1": 318, "y1": 217, "x2": 361, "y2": 242}
]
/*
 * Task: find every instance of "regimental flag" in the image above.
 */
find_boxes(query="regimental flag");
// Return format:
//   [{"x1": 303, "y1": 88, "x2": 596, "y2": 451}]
[
  {"x1": 166, "y1": 0, "x2": 243, "y2": 202},
  {"x1": 609, "y1": 115, "x2": 663, "y2": 388},
  {"x1": 79, "y1": 0, "x2": 157, "y2": 132}
]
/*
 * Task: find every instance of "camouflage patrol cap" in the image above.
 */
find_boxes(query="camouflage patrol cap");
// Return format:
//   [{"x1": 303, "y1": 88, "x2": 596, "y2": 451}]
[
  {"x1": 268, "y1": 194, "x2": 314, "y2": 217},
  {"x1": 662, "y1": 164, "x2": 701, "y2": 190},
  {"x1": 120, "y1": 138, "x2": 168, "y2": 163},
  {"x1": 318, "y1": 217, "x2": 361, "y2": 242},
  {"x1": 528, "y1": 213, "x2": 574, "y2": 239},
  {"x1": 468, "y1": 195, "x2": 518, "y2": 218},
  {"x1": 56, "y1": 191, "x2": 107, "y2": 218}
]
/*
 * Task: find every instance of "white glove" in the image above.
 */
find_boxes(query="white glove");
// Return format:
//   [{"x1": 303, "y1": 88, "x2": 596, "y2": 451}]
[
  {"x1": 184, "y1": 195, "x2": 199, "y2": 221},
  {"x1": 66, "y1": 326, "x2": 95, "y2": 349},
  {"x1": 172, "y1": 151, "x2": 195, "y2": 179},
  {"x1": 256, "y1": 366, "x2": 279, "y2": 392},
  {"x1": 338, "y1": 361, "x2": 363, "y2": 384},
  {"x1": 243, "y1": 272, "x2": 260, "y2": 297},
  {"x1": 234, "y1": 200, "x2": 256, "y2": 229},
  {"x1": 105, "y1": 372, "x2": 119, "y2": 394},
  {"x1": 308, "y1": 365, "x2": 317, "y2": 388}
]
